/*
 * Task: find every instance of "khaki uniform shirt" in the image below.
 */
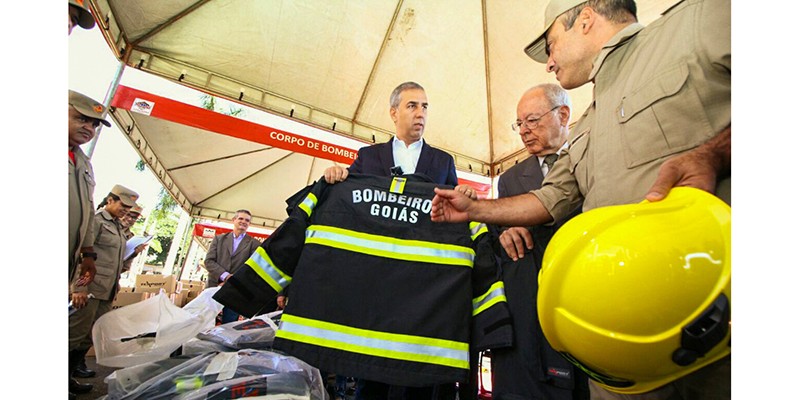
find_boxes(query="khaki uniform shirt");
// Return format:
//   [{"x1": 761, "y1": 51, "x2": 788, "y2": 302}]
[
  {"x1": 68, "y1": 145, "x2": 96, "y2": 278},
  {"x1": 72, "y1": 210, "x2": 127, "y2": 301},
  {"x1": 535, "y1": 0, "x2": 730, "y2": 220}
]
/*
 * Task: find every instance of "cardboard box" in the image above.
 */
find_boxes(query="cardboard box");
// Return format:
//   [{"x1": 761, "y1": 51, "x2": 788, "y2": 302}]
[
  {"x1": 112, "y1": 292, "x2": 149, "y2": 309},
  {"x1": 118, "y1": 286, "x2": 135, "y2": 293},
  {"x1": 170, "y1": 289, "x2": 189, "y2": 307},
  {"x1": 186, "y1": 289, "x2": 201, "y2": 303},
  {"x1": 135, "y1": 274, "x2": 177, "y2": 294},
  {"x1": 177, "y1": 280, "x2": 206, "y2": 293}
]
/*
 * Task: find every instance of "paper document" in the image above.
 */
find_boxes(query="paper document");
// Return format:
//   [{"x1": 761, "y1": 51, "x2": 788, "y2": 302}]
[{"x1": 125, "y1": 235, "x2": 153, "y2": 260}]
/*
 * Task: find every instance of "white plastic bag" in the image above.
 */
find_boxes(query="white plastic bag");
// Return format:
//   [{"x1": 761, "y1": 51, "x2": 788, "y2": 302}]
[
  {"x1": 103, "y1": 349, "x2": 326, "y2": 400},
  {"x1": 197, "y1": 310, "x2": 282, "y2": 349},
  {"x1": 92, "y1": 287, "x2": 224, "y2": 367}
]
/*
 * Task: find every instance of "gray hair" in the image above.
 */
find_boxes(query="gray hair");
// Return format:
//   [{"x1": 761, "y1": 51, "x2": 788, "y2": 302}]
[
  {"x1": 389, "y1": 82, "x2": 425, "y2": 108},
  {"x1": 234, "y1": 209, "x2": 251, "y2": 217},
  {"x1": 526, "y1": 83, "x2": 572, "y2": 110},
  {"x1": 561, "y1": 0, "x2": 637, "y2": 30}
]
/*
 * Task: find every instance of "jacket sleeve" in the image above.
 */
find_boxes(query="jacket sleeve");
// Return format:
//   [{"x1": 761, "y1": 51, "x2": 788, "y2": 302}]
[
  {"x1": 213, "y1": 181, "x2": 324, "y2": 318},
  {"x1": 469, "y1": 222, "x2": 514, "y2": 351},
  {"x1": 445, "y1": 156, "x2": 458, "y2": 187},
  {"x1": 347, "y1": 147, "x2": 365, "y2": 174},
  {"x1": 204, "y1": 235, "x2": 225, "y2": 285}
]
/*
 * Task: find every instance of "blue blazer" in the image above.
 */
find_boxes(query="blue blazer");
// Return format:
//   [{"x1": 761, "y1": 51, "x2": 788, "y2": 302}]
[{"x1": 348, "y1": 139, "x2": 458, "y2": 186}]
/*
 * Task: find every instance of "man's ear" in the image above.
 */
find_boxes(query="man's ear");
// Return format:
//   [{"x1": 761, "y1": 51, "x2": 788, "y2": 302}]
[
  {"x1": 579, "y1": 6, "x2": 596, "y2": 34},
  {"x1": 558, "y1": 106, "x2": 571, "y2": 127},
  {"x1": 389, "y1": 106, "x2": 398, "y2": 123}
]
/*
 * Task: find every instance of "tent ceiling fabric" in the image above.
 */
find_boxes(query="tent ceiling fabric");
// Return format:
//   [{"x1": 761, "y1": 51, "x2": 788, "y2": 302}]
[
  {"x1": 94, "y1": 0, "x2": 676, "y2": 175},
  {"x1": 111, "y1": 102, "x2": 340, "y2": 229}
]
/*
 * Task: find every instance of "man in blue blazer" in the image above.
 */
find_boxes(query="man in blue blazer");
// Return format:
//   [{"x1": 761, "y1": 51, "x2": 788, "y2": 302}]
[
  {"x1": 322, "y1": 82, "x2": 468, "y2": 399},
  {"x1": 324, "y1": 81, "x2": 458, "y2": 187}
]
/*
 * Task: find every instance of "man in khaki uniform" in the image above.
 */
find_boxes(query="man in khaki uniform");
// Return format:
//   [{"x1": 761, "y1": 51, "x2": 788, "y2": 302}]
[
  {"x1": 69, "y1": 90, "x2": 111, "y2": 286},
  {"x1": 69, "y1": 184, "x2": 138, "y2": 398},
  {"x1": 430, "y1": 0, "x2": 730, "y2": 399}
]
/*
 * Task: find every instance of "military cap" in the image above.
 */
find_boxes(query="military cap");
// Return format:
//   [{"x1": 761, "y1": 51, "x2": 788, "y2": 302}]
[
  {"x1": 111, "y1": 184, "x2": 139, "y2": 207},
  {"x1": 524, "y1": 0, "x2": 587, "y2": 63},
  {"x1": 69, "y1": 90, "x2": 111, "y2": 127},
  {"x1": 69, "y1": 0, "x2": 96, "y2": 29}
]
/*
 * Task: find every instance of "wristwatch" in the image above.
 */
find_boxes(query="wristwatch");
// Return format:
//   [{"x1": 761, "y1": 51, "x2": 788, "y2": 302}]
[{"x1": 81, "y1": 252, "x2": 98, "y2": 261}]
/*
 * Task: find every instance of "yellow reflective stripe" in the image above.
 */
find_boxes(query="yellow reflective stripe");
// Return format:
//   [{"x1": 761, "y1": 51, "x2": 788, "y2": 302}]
[
  {"x1": 469, "y1": 221, "x2": 488, "y2": 240},
  {"x1": 473, "y1": 281, "x2": 507, "y2": 316},
  {"x1": 245, "y1": 247, "x2": 292, "y2": 293},
  {"x1": 305, "y1": 225, "x2": 475, "y2": 267},
  {"x1": 174, "y1": 376, "x2": 203, "y2": 392},
  {"x1": 298, "y1": 193, "x2": 318, "y2": 217},
  {"x1": 390, "y1": 177, "x2": 407, "y2": 194},
  {"x1": 276, "y1": 313, "x2": 469, "y2": 369}
]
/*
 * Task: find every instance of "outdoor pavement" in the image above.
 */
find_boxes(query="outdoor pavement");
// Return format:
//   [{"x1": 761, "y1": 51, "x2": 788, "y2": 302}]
[{"x1": 72, "y1": 356, "x2": 120, "y2": 399}]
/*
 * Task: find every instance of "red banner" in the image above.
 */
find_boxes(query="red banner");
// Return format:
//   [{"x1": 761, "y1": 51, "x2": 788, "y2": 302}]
[
  {"x1": 193, "y1": 223, "x2": 271, "y2": 243},
  {"x1": 112, "y1": 85, "x2": 358, "y2": 164}
]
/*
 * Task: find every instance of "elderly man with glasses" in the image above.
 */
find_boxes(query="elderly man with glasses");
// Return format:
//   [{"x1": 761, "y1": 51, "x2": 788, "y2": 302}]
[{"x1": 489, "y1": 83, "x2": 588, "y2": 400}]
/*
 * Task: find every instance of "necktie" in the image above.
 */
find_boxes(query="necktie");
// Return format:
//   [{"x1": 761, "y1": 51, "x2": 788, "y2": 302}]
[{"x1": 543, "y1": 153, "x2": 559, "y2": 176}]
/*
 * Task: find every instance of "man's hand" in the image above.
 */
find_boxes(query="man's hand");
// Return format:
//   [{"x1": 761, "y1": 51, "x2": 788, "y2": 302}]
[
  {"x1": 454, "y1": 184, "x2": 478, "y2": 200},
  {"x1": 134, "y1": 243, "x2": 148, "y2": 255},
  {"x1": 324, "y1": 166, "x2": 349, "y2": 184},
  {"x1": 431, "y1": 187, "x2": 472, "y2": 223},
  {"x1": 71, "y1": 292, "x2": 90, "y2": 309},
  {"x1": 76, "y1": 258, "x2": 96, "y2": 286},
  {"x1": 646, "y1": 127, "x2": 730, "y2": 202},
  {"x1": 499, "y1": 227, "x2": 534, "y2": 261}
]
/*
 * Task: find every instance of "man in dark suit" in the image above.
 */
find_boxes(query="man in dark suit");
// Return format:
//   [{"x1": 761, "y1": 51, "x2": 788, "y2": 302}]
[
  {"x1": 324, "y1": 81, "x2": 458, "y2": 187},
  {"x1": 323, "y1": 82, "x2": 468, "y2": 400},
  {"x1": 204, "y1": 209, "x2": 263, "y2": 323},
  {"x1": 490, "y1": 84, "x2": 587, "y2": 400}
]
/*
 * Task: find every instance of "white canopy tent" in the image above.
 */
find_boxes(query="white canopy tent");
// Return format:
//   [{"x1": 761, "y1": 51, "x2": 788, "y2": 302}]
[{"x1": 87, "y1": 0, "x2": 677, "y2": 227}]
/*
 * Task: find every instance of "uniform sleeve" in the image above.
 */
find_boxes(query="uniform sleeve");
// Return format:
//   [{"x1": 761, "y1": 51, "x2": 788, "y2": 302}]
[
  {"x1": 80, "y1": 217, "x2": 96, "y2": 250},
  {"x1": 469, "y1": 222, "x2": 513, "y2": 351},
  {"x1": 699, "y1": 0, "x2": 730, "y2": 73},
  {"x1": 203, "y1": 235, "x2": 225, "y2": 285},
  {"x1": 213, "y1": 181, "x2": 324, "y2": 318}
]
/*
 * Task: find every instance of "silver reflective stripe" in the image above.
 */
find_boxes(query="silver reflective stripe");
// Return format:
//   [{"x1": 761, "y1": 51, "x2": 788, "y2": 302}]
[
  {"x1": 277, "y1": 314, "x2": 469, "y2": 369},
  {"x1": 246, "y1": 247, "x2": 292, "y2": 292},
  {"x1": 473, "y1": 281, "x2": 507, "y2": 316},
  {"x1": 469, "y1": 222, "x2": 488, "y2": 240},
  {"x1": 305, "y1": 225, "x2": 474, "y2": 267},
  {"x1": 299, "y1": 193, "x2": 318, "y2": 217}
]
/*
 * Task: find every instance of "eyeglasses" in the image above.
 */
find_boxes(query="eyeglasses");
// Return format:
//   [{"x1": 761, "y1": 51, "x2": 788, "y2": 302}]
[
  {"x1": 511, "y1": 105, "x2": 561, "y2": 132},
  {"x1": 75, "y1": 114, "x2": 102, "y2": 128}
]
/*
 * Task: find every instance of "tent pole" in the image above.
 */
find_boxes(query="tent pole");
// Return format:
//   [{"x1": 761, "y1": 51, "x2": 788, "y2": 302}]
[{"x1": 87, "y1": 61, "x2": 126, "y2": 159}]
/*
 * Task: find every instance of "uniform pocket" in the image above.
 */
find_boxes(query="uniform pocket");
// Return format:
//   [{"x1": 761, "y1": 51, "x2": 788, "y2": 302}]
[
  {"x1": 567, "y1": 129, "x2": 590, "y2": 194},
  {"x1": 96, "y1": 224, "x2": 121, "y2": 248},
  {"x1": 83, "y1": 169, "x2": 96, "y2": 209},
  {"x1": 617, "y1": 61, "x2": 714, "y2": 168}
]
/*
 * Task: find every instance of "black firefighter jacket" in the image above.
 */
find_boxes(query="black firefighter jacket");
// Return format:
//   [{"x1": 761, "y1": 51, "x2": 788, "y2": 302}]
[{"x1": 214, "y1": 173, "x2": 513, "y2": 387}]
